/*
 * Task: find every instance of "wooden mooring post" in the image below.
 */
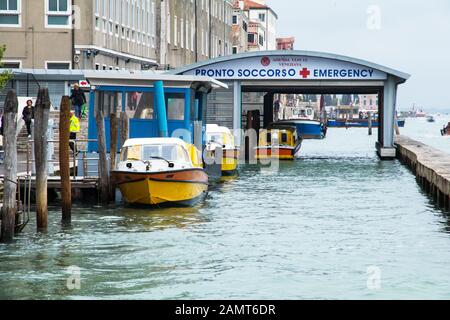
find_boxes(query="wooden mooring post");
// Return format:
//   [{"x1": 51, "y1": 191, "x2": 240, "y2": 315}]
[
  {"x1": 96, "y1": 105, "x2": 110, "y2": 204},
  {"x1": 394, "y1": 114, "x2": 400, "y2": 135},
  {"x1": 109, "y1": 112, "x2": 118, "y2": 200},
  {"x1": 34, "y1": 88, "x2": 51, "y2": 231},
  {"x1": 368, "y1": 112, "x2": 373, "y2": 136},
  {"x1": 0, "y1": 90, "x2": 18, "y2": 243},
  {"x1": 119, "y1": 112, "x2": 129, "y2": 149},
  {"x1": 59, "y1": 96, "x2": 71, "y2": 223}
]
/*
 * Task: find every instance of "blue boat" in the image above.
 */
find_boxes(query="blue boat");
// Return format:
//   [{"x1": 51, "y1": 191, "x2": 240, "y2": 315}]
[
  {"x1": 327, "y1": 119, "x2": 405, "y2": 128},
  {"x1": 278, "y1": 119, "x2": 325, "y2": 139},
  {"x1": 278, "y1": 106, "x2": 326, "y2": 139}
]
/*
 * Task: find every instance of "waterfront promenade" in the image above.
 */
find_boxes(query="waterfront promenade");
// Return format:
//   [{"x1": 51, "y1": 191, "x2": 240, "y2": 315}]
[{"x1": 396, "y1": 135, "x2": 450, "y2": 210}]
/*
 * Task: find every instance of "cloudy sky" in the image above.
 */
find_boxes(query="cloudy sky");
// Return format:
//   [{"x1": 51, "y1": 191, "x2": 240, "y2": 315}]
[{"x1": 267, "y1": 0, "x2": 450, "y2": 110}]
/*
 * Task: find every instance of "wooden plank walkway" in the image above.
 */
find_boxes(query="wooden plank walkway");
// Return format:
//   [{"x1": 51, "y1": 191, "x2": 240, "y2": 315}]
[
  {"x1": 31, "y1": 176, "x2": 99, "y2": 189},
  {"x1": 395, "y1": 135, "x2": 450, "y2": 210}
]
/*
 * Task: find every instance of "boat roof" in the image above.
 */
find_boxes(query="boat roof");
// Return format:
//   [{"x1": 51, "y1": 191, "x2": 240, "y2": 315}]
[
  {"x1": 206, "y1": 124, "x2": 232, "y2": 135},
  {"x1": 266, "y1": 123, "x2": 297, "y2": 131},
  {"x1": 84, "y1": 70, "x2": 228, "y2": 91},
  {"x1": 122, "y1": 137, "x2": 188, "y2": 148}
]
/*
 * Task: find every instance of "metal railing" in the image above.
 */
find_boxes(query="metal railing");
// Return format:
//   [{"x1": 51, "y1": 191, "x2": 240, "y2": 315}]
[
  {"x1": 23, "y1": 138, "x2": 100, "y2": 180},
  {"x1": 15, "y1": 173, "x2": 31, "y2": 232}
]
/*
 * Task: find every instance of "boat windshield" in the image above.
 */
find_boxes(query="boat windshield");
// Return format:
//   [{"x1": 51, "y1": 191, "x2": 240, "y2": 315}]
[
  {"x1": 207, "y1": 133, "x2": 223, "y2": 145},
  {"x1": 120, "y1": 144, "x2": 190, "y2": 162}
]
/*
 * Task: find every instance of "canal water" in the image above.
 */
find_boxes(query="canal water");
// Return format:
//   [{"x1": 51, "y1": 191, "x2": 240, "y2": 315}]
[
  {"x1": 1, "y1": 121, "x2": 450, "y2": 299},
  {"x1": 401, "y1": 116, "x2": 450, "y2": 155}
]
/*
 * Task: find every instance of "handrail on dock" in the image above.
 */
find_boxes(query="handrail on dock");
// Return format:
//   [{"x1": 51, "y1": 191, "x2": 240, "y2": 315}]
[{"x1": 24, "y1": 138, "x2": 100, "y2": 180}]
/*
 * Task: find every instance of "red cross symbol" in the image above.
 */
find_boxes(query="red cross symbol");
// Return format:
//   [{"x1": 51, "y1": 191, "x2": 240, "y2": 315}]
[{"x1": 299, "y1": 67, "x2": 311, "y2": 78}]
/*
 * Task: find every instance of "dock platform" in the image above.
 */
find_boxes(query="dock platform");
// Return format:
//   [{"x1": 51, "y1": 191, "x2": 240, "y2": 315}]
[{"x1": 395, "y1": 135, "x2": 450, "y2": 210}]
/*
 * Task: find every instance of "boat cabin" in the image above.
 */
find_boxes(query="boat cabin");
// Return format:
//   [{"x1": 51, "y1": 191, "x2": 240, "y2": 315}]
[
  {"x1": 84, "y1": 70, "x2": 227, "y2": 152},
  {"x1": 206, "y1": 124, "x2": 235, "y2": 149},
  {"x1": 258, "y1": 123, "x2": 299, "y2": 148},
  {"x1": 118, "y1": 137, "x2": 203, "y2": 170}
]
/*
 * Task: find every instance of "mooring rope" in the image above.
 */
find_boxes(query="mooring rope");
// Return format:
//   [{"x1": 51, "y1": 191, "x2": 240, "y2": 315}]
[{"x1": 2, "y1": 178, "x2": 18, "y2": 186}]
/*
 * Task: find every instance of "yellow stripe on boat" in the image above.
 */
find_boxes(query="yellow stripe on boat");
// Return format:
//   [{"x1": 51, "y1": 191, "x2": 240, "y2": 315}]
[{"x1": 119, "y1": 179, "x2": 208, "y2": 205}]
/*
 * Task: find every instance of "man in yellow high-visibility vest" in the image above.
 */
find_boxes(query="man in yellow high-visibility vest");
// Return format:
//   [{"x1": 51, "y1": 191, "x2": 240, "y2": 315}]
[{"x1": 69, "y1": 111, "x2": 80, "y2": 153}]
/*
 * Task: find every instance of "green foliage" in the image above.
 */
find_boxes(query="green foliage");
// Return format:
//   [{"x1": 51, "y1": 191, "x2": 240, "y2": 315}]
[{"x1": 0, "y1": 45, "x2": 13, "y2": 90}]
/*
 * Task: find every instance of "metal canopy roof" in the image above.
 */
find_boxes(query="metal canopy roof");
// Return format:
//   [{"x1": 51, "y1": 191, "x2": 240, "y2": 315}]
[
  {"x1": 171, "y1": 50, "x2": 411, "y2": 83},
  {"x1": 83, "y1": 70, "x2": 228, "y2": 90},
  {"x1": 0, "y1": 68, "x2": 86, "y2": 81},
  {"x1": 0, "y1": 69, "x2": 228, "y2": 90}
]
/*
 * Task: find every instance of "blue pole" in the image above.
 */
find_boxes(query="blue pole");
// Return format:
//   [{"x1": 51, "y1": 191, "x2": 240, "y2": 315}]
[
  {"x1": 154, "y1": 80, "x2": 168, "y2": 137},
  {"x1": 184, "y1": 89, "x2": 191, "y2": 132},
  {"x1": 194, "y1": 98, "x2": 199, "y2": 121},
  {"x1": 87, "y1": 90, "x2": 96, "y2": 152}
]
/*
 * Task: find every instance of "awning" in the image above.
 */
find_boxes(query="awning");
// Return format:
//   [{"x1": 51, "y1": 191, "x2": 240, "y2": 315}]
[{"x1": 83, "y1": 70, "x2": 228, "y2": 92}]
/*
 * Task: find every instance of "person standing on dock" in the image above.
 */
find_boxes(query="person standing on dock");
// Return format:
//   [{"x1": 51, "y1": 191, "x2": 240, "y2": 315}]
[
  {"x1": 274, "y1": 100, "x2": 280, "y2": 122},
  {"x1": 0, "y1": 110, "x2": 3, "y2": 136},
  {"x1": 70, "y1": 84, "x2": 86, "y2": 119},
  {"x1": 22, "y1": 99, "x2": 34, "y2": 137},
  {"x1": 0, "y1": 111, "x2": 3, "y2": 162},
  {"x1": 69, "y1": 111, "x2": 80, "y2": 153}
]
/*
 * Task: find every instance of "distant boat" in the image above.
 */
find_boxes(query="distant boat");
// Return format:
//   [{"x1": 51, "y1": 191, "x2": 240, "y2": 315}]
[
  {"x1": 327, "y1": 118, "x2": 405, "y2": 128},
  {"x1": 278, "y1": 107, "x2": 325, "y2": 139},
  {"x1": 416, "y1": 110, "x2": 426, "y2": 118},
  {"x1": 441, "y1": 122, "x2": 450, "y2": 136},
  {"x1": 426, "y1": 115, "x2": 435, "y2": 122}
]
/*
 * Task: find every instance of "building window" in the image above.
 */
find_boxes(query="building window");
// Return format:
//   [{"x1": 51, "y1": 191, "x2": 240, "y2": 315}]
[
  {"x1": 95, "y1": 63, "x2": 100, "y2": 70},
  {"x1": 258, "y1": 13, "x2": 265, "y2": 22},
  {"x1": 46, "y1": 61, "x2": 71, "y2": 69},
  {"x1": 259, "y1": 34, "x2": 264, "y2": 46},
  {"x1": 0, "y1": 0, "x2": 21, "y2": 26},
  {"x1": 180, "y1": 17, "x2": 184, "y2": 48},
  {"x1": 174, "y1": 15, "x2": 178, "y2": 46},
  {"x1": 2, "y1": 61, "x2": 21, "y2": 68},
  {"x1": 46, "y1": 0, "x2": 71, "y2": 27},
  {"x1": 191, "y1": 22, "x2": 194, "y2": 52},
  {"x1": 166, "y1": 93, "x2": 185, "y2": 121},
  {"x1": 102, "y1": 0, "x2": 106, "y2": 17},
  {"x1": 185, "y1": 17, "x2": 189, "y2": 50},
  {"x1": 248, "y1": 33, "x2": 255, "y2": 44},
  {"x1": 109, "y1": 0, "x2": 114, "y2": 20},
  {"x1": 167, "y1": 11, "x2": 171, "y2": 44},
  {"x1": 242, "y1": 20, "x2": 247, "y2": 32},
  {"x1": 232, "y1": 46, "x2": 237, "y2": 54},
  {"x1": 232, "y1": 15, "x2": 237, "y2": 25}
]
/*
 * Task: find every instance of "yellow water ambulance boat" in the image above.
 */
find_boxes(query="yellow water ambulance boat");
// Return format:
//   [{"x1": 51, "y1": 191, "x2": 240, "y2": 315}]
[
  {"x1": 111, "y1": 138, "x2": 208, "y2": 206},
  {"x1": 206, "y1": 124, "x2": 239, "y2": 175},
  {"x1": 255, "y1": 123, "x2": 302, "y2": 160}
]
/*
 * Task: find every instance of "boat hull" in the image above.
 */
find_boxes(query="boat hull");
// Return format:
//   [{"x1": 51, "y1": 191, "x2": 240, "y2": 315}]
[
  {"x1": 222, "y1": 148, "x2": 239, "y2": 175},
  {"x1": 111, "y1": 169, "x2": 208, "y2": 206},
  {"x1": 278, "y1": 120, "x2": 324, "y2": 139},
  {"x1": 255, "y1": 146, "x2": 300, "y2": 160},
  {"x1": 327, "y1": 119, "x2": 405, "y2": 128}
]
